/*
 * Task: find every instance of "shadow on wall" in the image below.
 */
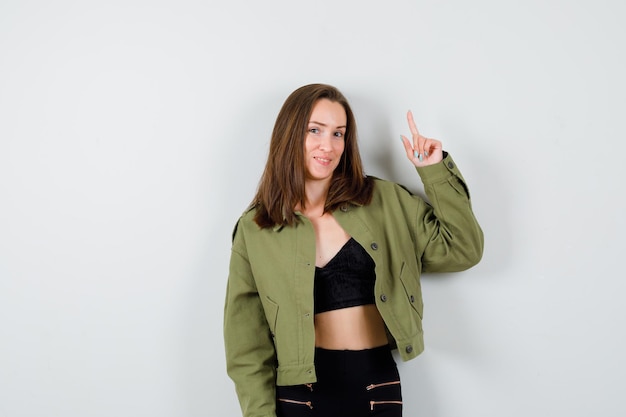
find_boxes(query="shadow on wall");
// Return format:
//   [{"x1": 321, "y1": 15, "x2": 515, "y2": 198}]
[
  {"x1": 179, "y1": 90, "x2": 285, "y2": 414},
  {"x1": 357, "y1": 102, "x2": 512, "y2": 416}
]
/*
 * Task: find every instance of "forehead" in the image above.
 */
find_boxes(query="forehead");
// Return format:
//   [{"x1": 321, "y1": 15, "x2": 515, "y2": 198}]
[{"x1": 309, "y1": 99, "x2": 347, "y2": 125}]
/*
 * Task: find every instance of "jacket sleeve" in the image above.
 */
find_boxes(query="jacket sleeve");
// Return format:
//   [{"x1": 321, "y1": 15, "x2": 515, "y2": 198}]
[
  {"x1": 224, "y1": 219, "x2": 278, "y2": 417},
  {"x1": 413, "y1": 152, "x2": 484, "y2": 272}
]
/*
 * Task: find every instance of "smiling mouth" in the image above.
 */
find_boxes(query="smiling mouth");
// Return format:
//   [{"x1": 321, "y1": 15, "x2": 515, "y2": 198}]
[{"x1": 314, "y1": 156, "x2": 331, "y2": 163}]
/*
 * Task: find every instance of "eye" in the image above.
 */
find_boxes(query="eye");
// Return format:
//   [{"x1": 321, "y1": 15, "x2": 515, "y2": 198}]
[
  {"x1": 308, "y1": 128, "x2": 320, "y2": 134},
  {"x1": 334, "y1": 131, "x2": 344, "y2": 138}
]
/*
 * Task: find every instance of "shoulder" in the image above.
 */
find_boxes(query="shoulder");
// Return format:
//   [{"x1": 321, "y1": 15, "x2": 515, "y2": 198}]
[
  {"x1": 367, "y1": 175, "x2": 416, "y2": 199},
  {"x1": 358, "y1": 176, "x2": 424, "y2": 219},
  {"x1": 231, "y1": 204, "x2": 260, "y2": 242}
]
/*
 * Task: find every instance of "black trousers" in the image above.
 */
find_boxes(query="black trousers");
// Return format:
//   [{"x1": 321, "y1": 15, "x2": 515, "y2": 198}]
[{"x1": 276, "y1": 345, "x2": 403, "y2": 417}]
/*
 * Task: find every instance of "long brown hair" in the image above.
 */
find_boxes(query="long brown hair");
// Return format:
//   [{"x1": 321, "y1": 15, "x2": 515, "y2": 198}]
[{"x1": 252, "y1": 84, "x2": 374, "y2": 228}]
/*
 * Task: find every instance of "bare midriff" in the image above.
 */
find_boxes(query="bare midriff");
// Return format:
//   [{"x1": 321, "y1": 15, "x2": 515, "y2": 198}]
[{"x1": 314, "y1": 304, "x2": 389, "y2": 350}]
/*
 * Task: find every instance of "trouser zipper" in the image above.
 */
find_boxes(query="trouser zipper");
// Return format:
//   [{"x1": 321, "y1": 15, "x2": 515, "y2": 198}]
[
  {"x1": 278, "y1": 398, "x2": 313, "y2": 409},
  {"x1": 370, "y1": 400, "x2": 402, "y2": 410},
  {"x1": 365, "y1": 380, "x2": 401, "y2": 391}
]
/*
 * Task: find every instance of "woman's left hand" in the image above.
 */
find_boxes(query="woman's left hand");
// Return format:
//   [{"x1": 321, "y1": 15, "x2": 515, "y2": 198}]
[{"x1": 400, "y1": 110, "x2": 443, "y2": 167}]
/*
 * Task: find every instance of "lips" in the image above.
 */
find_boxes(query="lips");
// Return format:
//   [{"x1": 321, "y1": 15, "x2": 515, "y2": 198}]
[{"x1": 314, "y1": 156, "x2": 332, "y2": 165}]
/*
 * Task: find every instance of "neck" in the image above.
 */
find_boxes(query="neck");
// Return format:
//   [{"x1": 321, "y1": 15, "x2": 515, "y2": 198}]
[{"x1": 301, "y1": 179, "x2": 330, "y2": 217}]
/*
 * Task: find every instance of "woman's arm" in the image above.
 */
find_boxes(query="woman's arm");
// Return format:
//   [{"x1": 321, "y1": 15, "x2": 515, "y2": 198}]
[
  {"x1": 224, "y1": 223, "x2": 278, "y2": 417},
  {"x1": 414, "y1": 153, "x2": 484, "y2": 272},
  {"x1": 400, "y1": 110, "x2": 483, "y2": 271}
]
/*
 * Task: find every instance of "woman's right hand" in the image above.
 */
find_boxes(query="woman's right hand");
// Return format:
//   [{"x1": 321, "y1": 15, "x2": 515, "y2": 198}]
[{"x1": 400, "y1": 110, "x2": 443, "y2": 167}]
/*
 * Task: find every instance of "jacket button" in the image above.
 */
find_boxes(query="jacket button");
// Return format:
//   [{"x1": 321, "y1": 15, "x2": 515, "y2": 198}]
[
  {"x1": 447, "y1": 161, "x2": 454, "y2": 169},
  {"x1": 405, "y1": 345, "x2": 413, "y2": 354},
  {"x1": 340, "y1": 205, "x2": 348, "y2": 212},
  {"x1": 371, "y1": 242, "x2": 378, "y2": 250},
  {"x1": 380, "y1": 294, "x2": 387, "y2": 302},
  {"x1": 410, "y1": 295, "x2": 415, "y2": 303}
]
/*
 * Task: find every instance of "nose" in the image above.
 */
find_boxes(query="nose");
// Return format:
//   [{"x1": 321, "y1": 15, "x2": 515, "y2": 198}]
[{"x1": 319, "y1": 133, "x2": 332, "y2": 151}]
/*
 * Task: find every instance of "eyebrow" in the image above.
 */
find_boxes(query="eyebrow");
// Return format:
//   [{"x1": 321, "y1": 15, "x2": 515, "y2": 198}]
[{"x1": 308, "y1": 121, "x2": 347, "y2": 129}]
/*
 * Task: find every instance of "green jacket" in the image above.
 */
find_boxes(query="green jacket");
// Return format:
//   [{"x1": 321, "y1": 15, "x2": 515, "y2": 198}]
[{"x1": 224, "y1": 153, "x2": 483, "y2": 417}]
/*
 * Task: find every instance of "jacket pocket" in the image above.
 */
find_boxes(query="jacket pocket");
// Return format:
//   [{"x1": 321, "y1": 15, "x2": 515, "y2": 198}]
[
  {"x1": 264, "y1": 296, "x2": 279, "y2": 339},
  {"x1": 398, "y1": 262, "x2": 423, "y2": 319}
]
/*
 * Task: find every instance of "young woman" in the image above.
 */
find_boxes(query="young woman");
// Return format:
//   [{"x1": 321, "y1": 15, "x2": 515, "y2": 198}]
[{"x1": 224, "y1": 84, "x2": 483, "y2": 417}]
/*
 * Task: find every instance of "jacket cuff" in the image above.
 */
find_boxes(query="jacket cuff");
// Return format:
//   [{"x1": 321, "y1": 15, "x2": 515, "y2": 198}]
[{"x1": 415, "y1": 151, "x2": 461, "y2": 184}]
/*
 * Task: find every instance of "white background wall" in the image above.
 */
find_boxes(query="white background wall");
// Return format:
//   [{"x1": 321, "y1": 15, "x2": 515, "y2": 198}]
[{"x1": 1, "y1": 0, "x2": 625, "y2": 416}]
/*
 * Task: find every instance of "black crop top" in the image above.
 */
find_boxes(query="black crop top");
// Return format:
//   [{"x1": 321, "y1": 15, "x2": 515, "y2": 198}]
[{"x1": 314, "y1": 238, "x2": 376, "y2": 314}]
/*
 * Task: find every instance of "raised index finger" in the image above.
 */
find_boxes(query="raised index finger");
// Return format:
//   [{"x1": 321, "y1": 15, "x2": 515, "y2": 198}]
[
  {"x1": 407, "y1": 110, "x2": 420, "y2": 137},
  {"x1": 407, "y1": 110, "x2": 425, "y2": 158}
]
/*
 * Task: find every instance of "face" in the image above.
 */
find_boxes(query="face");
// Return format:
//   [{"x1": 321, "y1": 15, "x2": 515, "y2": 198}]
[{"x1": 303, "y1": 99, "x2": 346, "y2": 185}]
